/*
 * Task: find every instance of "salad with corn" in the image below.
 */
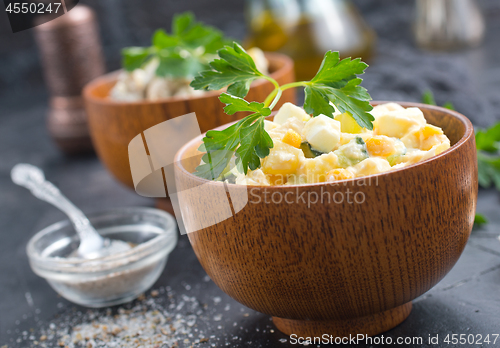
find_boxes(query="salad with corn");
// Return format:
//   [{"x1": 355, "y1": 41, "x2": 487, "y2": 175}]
[{"x1": 219, "y1": 102, "x2": 450, "y2": 185}]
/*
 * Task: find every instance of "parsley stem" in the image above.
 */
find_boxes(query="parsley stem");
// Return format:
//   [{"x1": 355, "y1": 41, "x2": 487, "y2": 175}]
[
  {"x1": 261, "y1": 75, "x2": 281, "y2": 108},
  {"x1": 279, "y1": 81, "x2": 310, "y2": 90},
  {"x1": 263, "y1": 81, "x2": 309, "y2": 109},
  {"x1": 269, "y1": 89, "x2": 282, "y2": 110},
  {"x1": 261, "y1": 75, "x2": 280, "y2": 90},
  {"x1": 263, "y1": 89, "x2": 279, "y2": 108}
]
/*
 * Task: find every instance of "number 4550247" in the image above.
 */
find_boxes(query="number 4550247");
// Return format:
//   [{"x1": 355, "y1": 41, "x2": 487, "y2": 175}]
[
  {"x1": 5, "y1": 2, "x2": 62, "y2": 14},
  {"x1": 444, "y1": 334, "x2": 499, "y2": 345}
]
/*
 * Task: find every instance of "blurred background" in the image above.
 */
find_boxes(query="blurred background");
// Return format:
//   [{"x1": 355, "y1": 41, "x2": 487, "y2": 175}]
[{"x1": 1, "y1": 0, "x2": 500, "y2": 127}]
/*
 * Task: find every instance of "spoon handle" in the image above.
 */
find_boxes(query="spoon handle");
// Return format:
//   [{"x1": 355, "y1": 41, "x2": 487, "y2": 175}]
[{"x1": 11, "y1": 164, "x2": 103, "y2": 249}]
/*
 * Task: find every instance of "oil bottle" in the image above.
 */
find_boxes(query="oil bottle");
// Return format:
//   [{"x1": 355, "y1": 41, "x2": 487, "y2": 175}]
[{"x1": 245, "y1": 0, "x2": 376, "y2": 81}]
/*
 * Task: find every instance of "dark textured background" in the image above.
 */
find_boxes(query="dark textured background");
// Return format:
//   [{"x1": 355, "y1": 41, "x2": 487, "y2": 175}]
[{"x1": 1, "y1": 0, "x2": 500, "y2": 126}]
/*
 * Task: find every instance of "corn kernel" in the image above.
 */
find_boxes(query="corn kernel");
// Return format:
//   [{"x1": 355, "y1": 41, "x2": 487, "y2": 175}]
[
  {"x1": 421, "y1": 134, "x2": 448, "y2": 151},
  {"x1": 402, "y1": 125, "x2": 447, "y2": 151},
  {"x1": 373, "y1": 107, "x2": 426, "y2": 138},
  {"x1": 421, "y1": 125, "x2": 443, "y2": 138},
  {"x1": 267, "y1": 174, "x2": 287, "y2": 185},
  {"x1": 365, "y1": 136, "x2": 395, "y2": 157},
  {"x1": 334, "y1": 112, "x2": 363, "y2": 134},
  {"x1": 262, "y1": 141, "x2": 302, "y2": 175},
  {"x1": 326, "y1": 168, "x2": 354, "y2": 181},
  {"x1": 282, "y1": 129, "x2": 302, "y2": 148},
  {"x1": 300, "y1": 152, "x2": 339, "y2": 183}
]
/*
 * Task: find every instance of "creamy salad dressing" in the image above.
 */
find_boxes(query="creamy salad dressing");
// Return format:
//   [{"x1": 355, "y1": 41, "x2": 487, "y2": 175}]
[{"x1": 221, "y1": 102, "x2": 450, "y2": 186}]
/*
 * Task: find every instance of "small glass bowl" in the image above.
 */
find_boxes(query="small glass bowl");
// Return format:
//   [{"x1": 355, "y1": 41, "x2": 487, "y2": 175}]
[{"x1": 26, "y1": 207, "x2": 177, "y2": 308}]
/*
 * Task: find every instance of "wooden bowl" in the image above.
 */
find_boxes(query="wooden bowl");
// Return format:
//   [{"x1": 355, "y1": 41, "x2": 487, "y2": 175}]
[
  {"x1": 83, "y1": 53, "x2": 295, "y2": 189},
  {"x1": 173, "y1": 102, "x2": 477, "y2": 337}
]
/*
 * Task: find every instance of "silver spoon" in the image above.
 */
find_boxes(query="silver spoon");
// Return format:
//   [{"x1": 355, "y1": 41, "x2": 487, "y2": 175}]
[{"x1": 11, "y1": 163, "x2": 131, "y2": 259}]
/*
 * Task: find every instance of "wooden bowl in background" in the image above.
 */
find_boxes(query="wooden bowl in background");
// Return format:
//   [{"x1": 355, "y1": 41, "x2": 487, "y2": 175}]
[
  {"x1": 83, "y1": 53, "x2": 295, "y2": 190},
  {"x1": 173, "y1": 102, "x2": 477, "y2": 337}
]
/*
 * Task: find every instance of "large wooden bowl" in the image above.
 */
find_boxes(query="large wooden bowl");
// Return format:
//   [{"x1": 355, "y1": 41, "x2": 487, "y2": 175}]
[
  {"x1": 173, "y1": 102, "x2": 477, "y2": 337},
  {"x1": 83, "y1": 53, "x2": 295, "y2": 189}
]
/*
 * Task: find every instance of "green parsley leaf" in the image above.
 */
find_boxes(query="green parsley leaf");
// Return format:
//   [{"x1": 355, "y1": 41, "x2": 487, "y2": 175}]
[
  {"x1": 219, "y1": 93, "x2": 271, "y2": 116},
  {"x1": 191, "y1": 43, "x2": 264, "y2": 98},
  {"x1": 304, "y1": 53, "x2": 373, "y2": 129},
  {"x1": 171, "y1": 12, "x2": 230, "y2": 51},
  {"x1": 477, "y1": 123, "x2": 500, "y2": 191},
  {"x1": 236, "y1": 117, "x2": 273, "y2": 172},
  {"x1": 422, "y1": 90, "x2": 436, "y2": 105},
  {"x1": 421, "y1": 90, "x2": 454, "y2": 110},
  {"x1": 226, "y1": 80, "x2": 252, "y2": 98},
  {"x1": 194, "y1": 120, "x2": 241, "y2": 180},
  {"x1": 194, "y1": 96, "x2": 273, "y2": 178},
  {"x1": 304, "y1": 78, "x2": 374, "y2": 129},
  {"x1": 474, "y1": 213, "x2": 488, "y2": 227},
  {"x1": 122, "y1": 47, "x2": 151, "y2": 71},
  {"x1": 217, "y1": 95, "x2": 273, "y2": 173},
  {"x1": 477, "y1": 152, "x2": 500, "y2": 190},
  {"x1": 422, "y1": 91, "x2": 500, "y2": 205},
  {"x1": 443, "y1": 102, "x2": 455, "y2": 110},
  {"x1": 476, "y1": 123, "x2": 500, "y2": 153},
  {"x1": 218, "y1": 43, "x2": 260, "y2": 73},
  {"x1": 121, "y1": 12, "x2": 232, "y2": 79},
  {"x1": 329, "y1": 79, "x2": 373, "y2": 129},
  {"x1": 152, "y1": 29, "x2": 179, "y2": 49},
  {"x1": 303, "y1": 86, "x2": 336, "y2": 118},
  {"x1": 194, "y1": 149, "x2": 235, "y2": 180},
  {"x1": 172, "y1": 12, "x2": 194, "y2": 36},
  {"x1": 311, "y1": 51, "x2": 368, "y2": 86},
  {"x1": 157, "y1": 52, "x2": 207, "y2": 79}
]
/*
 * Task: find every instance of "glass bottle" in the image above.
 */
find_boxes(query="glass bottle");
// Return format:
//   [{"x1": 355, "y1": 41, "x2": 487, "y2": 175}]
[
  {"x1": 245, "y1": 0, "x2": 376, "y2": 81},
  {"x1": 414, "y1": 0, "x2": 485, "y2": 51}
]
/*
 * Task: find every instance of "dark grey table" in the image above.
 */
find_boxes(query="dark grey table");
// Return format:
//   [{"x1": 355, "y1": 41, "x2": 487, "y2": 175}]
[
  {"x1": 2, "y1": 95, "x2": 500, "y2": 348},
  {"x1": 2, "y1": 2, "x2": 500, "y2": 348}
]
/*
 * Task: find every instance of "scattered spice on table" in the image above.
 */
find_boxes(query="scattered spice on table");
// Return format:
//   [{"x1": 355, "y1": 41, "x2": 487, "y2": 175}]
[{"x1": 9, "y1": 284, "x2": 280, "y2": 348}]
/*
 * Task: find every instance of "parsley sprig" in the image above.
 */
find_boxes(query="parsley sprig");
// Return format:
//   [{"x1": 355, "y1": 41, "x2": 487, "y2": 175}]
[
  {"x1": 422, "y1": 90, "x2": 493, "y2": 227},
  {"x1": 193, "y1": 95, "x2": 273, "y2": 180},
  {"x1": 191, "y1": 43, "x2": 373, "y2": 180},
  {"x1": 422, "y1": 90, "x2": 500, "y2": 191},
  {"x1": 476, "y1": 123, "x2": 500, "y2": 190},
  {"x1": 422, "y1": 90, "x2": 455, "y2": 111},
  {"x1": 121, "y1": 12, "x2": 231, "y2": 78},
  {"x1": 473, "y1": 125, "x2": 500, "y2": 228}
]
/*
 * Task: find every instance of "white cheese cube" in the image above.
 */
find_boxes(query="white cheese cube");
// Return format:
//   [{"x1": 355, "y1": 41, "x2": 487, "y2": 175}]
[
  {"x1": 370, "y1": 103, "x2": 404, "y2": 118},
  {"x1": 264, "y1": 120, "x2": 280, "y2": 132},
  {"x1": 268, "y1": 117, "x2": 306, "y2": 141},
  {"x1": 401, "y1": 142, "x2": 451, "y2": 166},
  {"x1": 303, "y1": 115, "x2": 341, "y2": 153},
  {"x1": 273, "y1": 103, "x2": 311, "y2": 125},
  {"x1": 374, "y1": 107, "x2": 426, "y2": 138},
  {"x1": 299, "y1": 152, "x2": 340, "y2": 183},
  {"x1": 146, "y1": 77, "x2": 173, "y2": 101}
]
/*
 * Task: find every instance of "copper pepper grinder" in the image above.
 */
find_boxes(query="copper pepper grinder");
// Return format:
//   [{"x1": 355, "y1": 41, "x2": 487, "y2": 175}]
[{"x1": 34, "y1": 4, "x2": 105, "y2": 154}]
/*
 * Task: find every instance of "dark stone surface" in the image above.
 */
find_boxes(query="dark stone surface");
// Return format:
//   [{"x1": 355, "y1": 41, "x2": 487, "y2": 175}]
[{"x1": 2, "y1": 1, "x2": 500, "y2": 347}]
